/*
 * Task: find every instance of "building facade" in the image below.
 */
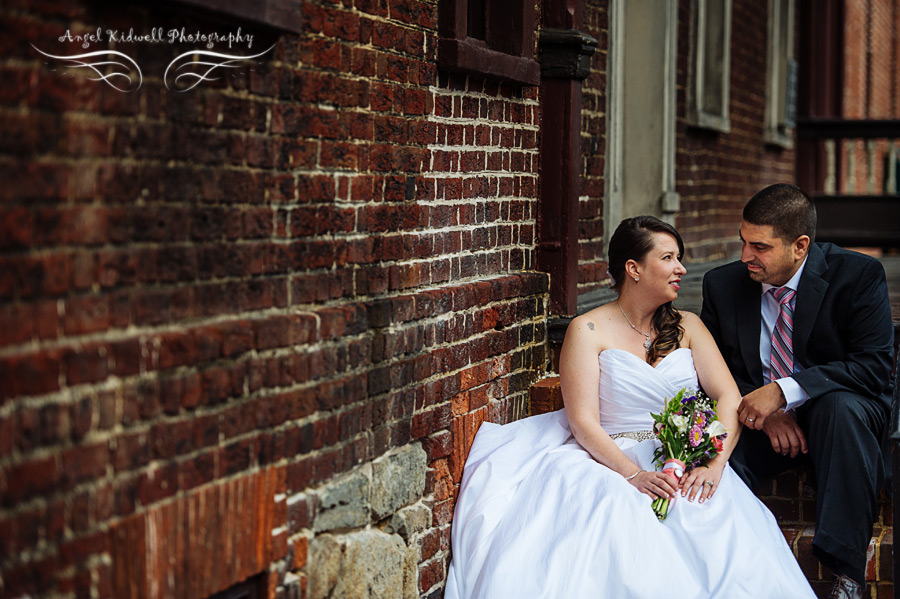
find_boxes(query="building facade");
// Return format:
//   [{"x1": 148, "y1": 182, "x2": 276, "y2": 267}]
[{"x1": 5, "y1": 0, "x2": 880, "y2": 597}]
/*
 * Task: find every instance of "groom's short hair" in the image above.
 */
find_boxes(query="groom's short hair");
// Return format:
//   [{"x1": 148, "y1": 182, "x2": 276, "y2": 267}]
[{"x1": 743, "y1": 183, "x2": 817, "y2": 243}]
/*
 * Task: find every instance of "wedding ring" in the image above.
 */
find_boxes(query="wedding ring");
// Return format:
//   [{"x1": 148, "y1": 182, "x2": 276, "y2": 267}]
[
  {"x1": 704, "y1": 481, "x2": 714, "y2": 488},
  {"x1": 746, "y1": 417, "x2": 756, "y2": 422}
]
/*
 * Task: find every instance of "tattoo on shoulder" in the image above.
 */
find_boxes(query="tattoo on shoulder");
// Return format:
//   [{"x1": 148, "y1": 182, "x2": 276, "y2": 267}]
[{"x1": 586, "y1": 322, "x2": 595, "y2": 330}]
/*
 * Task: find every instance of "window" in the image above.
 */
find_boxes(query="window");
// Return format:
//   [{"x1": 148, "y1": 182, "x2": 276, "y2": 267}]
[
  {"x1": 764, "y1": 0, "x2": 797, "y2": 147},
  {"x1": 177, "y1": 0, "x2": 303, "y2": 34},
  {"x1": 687, "y1": 0, "x2": 732, "y2": 132},
  {"x1": 438, "y1": 0, "x2": 540, "y2": 85}
]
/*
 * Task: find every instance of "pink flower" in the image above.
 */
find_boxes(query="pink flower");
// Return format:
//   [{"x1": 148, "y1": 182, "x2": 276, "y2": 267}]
[
  {"x1": 712, "y1": 436, "x2": 724, "y2": 452},
  {"x1": 689, "y1": 425, "x2": 703, "y2": 447}
]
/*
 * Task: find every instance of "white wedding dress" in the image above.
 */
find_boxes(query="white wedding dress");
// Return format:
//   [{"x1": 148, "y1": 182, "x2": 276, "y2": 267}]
[{"x1": 445, "y1": 348, "x2": 815, "y2": 599}]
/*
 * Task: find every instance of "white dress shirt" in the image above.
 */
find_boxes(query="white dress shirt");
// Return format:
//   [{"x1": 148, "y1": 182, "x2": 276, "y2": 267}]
[{"x1": 759, "y1": 257, "x2": 810, "y2": 411}]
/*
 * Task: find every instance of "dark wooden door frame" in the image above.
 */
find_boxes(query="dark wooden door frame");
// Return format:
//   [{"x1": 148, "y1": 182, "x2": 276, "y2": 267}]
[{"x1": 536, "y1": 0, "x2": 596, "y2": 316}]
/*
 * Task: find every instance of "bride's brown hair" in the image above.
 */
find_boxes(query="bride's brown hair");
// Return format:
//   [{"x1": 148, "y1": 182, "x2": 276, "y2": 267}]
[{"x1": 608, "y1": 216, "x2": 684, "y2": 363}]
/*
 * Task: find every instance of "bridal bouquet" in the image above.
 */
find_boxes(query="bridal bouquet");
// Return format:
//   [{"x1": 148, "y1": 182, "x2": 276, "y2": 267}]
[{"x1": 649, "y1": 388, "x2": 728, "y2": 521}]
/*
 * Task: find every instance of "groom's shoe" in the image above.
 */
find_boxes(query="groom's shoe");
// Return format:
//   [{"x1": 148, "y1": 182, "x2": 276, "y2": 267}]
[{"x1": 825, "y1": 575, "x2": 864, "y2": 599}]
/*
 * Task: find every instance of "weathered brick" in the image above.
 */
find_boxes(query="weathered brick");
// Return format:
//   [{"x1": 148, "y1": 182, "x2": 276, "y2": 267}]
[
  {"x1": 63, "y1": 342, "x2": 109, "y2": 385},
  {"x1": 60, "y1": 442, "x2": 109, "y2": 488},
  {"x1": 3, "y1": 455, "x2": 58, "y2": 506},
  {"x1": 136, "y1": 462, "x2": 178, "y2": 505},
  {"x1": 178, "y1": 451, "x2": 217, "y2": 492},
  {"x1": 151, "y1": 419, "x2": 193, "y2": 460},
  {"x1": 221, "y1": 438, "x2": 253, "y2": 476},
  {"x1": 2, "y1": 554, "x2": 60, "y2": 597},
  {"x1": 2, "y1": 350, "x2": 61, "y2": 401},
  {"x1": 113, "y1": 432, "x2": 151, "y2": 473},
  {"x1": 156, "y1": 330, "x2": 196, "y2": 370}
]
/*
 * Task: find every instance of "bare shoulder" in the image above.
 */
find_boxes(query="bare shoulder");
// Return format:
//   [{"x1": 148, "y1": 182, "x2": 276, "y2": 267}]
[
  {"x1": 566, "y1": 304, "x2": 618, "y2": 345},
  {"x1": 679, "y1": 310, "x2": 702, "y2": 328},
  {"x1": 569, "y1": 312, "x2": 597, "y2": 331},
  {"x1": 569, "y1": 308, "x2": 604, "y2": 335},
  {"x1": 678, "y1": 310, "x2": 708, "y2": 345}
]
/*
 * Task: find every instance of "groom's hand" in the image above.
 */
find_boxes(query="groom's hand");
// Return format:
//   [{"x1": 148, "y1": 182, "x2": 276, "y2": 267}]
[
  {"x1": 762, "y1": 410, "x2": 808, "y2": 457},
  {"x1": 738, "y1": 383, "x2": 787, "y2": 430}
]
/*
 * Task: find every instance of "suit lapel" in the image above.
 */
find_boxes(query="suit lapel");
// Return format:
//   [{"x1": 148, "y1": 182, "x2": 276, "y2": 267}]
[
  {"x1": 793, "y1": 243, "x2": 828, "y2": 366},
  {"x1": 736, "y1": 272, "x2": 763, "y2": 384}
]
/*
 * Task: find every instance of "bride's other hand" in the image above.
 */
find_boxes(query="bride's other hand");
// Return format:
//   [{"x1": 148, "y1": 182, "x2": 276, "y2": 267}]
[
  {"x1": 679, "y1": 463, "x2": 724, "y2": 503},
  {"x1": 628, "y1": 470, "x2": 678, "y2": 499}
]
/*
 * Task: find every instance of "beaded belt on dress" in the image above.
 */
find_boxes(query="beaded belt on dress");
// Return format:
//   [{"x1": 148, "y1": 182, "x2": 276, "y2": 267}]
[{"x1": 609, "y1": 430, "x2": 655, "y2": 442}]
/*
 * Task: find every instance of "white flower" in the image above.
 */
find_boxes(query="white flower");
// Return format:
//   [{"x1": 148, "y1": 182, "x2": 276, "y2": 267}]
[
  {"x1": 669, "y1": 414, "x2": 689, "y2": 433},
  {"x1": 706, "y1": 420, "x2": 727, "y2": 437}
]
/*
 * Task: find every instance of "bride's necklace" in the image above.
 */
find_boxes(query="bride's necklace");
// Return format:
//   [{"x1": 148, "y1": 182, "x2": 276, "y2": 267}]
[{"x1": 617, "y1": 300, "x2": 652, "y2": 353}]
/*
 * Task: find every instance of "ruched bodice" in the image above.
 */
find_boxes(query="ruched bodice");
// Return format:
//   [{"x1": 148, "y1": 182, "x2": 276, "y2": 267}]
[{"x1": 598, "y1": 347, "x2": 698, "y2": 434}]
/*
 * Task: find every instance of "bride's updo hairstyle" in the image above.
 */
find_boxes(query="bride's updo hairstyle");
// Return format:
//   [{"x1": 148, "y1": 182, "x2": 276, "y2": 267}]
[{"x1": 608, "y1": 216, "x2": 685, "y2": 363}]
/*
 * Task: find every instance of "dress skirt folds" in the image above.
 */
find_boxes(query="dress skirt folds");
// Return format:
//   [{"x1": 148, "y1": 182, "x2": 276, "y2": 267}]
[{"x1": 445, "y1": 348, "x2": 815, "y2": 599}]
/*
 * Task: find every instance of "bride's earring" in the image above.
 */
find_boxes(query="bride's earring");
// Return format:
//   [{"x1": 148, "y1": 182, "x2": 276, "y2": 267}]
[{"x1": 634, "y1": 276, "x2": 639, "y2": 282}]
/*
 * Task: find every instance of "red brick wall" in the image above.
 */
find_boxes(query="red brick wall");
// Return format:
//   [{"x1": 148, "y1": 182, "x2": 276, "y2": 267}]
[
  {"x1": 866, "y1": 0, "x2": 894, "y2": 118},
  {"x1": 844, "y1": 0, "x2": 869, "y2": 120},
  {"x1": 841, "y1": 0, "x2": 898, "y2": 194},
  {"x1": 0, "y1": 1, "x2": 549, "y2": 597},
  {"x1": 578, "y1": 2, "x2": 609, "y2": 295}
]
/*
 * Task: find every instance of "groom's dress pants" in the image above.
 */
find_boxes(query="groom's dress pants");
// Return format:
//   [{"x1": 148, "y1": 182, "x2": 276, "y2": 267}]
[{"x1": 729, "y1": 390, "x2": 887, "y2": 577}]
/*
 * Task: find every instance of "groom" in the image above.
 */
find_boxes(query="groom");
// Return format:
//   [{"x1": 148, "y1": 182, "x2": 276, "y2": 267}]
[{"x1": 700, "y1": 184, "x2": 895, "y2": 599}]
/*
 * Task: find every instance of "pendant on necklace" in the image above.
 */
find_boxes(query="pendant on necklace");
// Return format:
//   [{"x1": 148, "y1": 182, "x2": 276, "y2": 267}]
[{"x1": 643, "y1": 335, "x2": 651, "y2": 351}]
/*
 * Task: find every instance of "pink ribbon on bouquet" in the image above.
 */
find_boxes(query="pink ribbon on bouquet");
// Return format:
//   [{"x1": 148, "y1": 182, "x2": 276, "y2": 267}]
[{"x1": 662, "y1": 458, "x2": 686, "y2": 502}]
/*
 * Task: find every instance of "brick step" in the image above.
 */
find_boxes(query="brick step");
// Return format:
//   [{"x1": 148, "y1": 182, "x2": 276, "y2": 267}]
[
  {"x1": 530, "y1": 375, "x2": 564, "y2": 414},
  {"x1": 763, "y1": 467, "x2": 894, "y2": 598},
  {"x1": 779, "y1": 525, "x2": 893, "y2": 598},
  {"x1": 757, "y1": 466, "x2": 893, "y2": 529}
]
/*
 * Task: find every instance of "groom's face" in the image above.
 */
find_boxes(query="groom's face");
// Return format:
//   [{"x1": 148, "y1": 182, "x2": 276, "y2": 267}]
[{"x1": 739, "y1": 221, "x2": 803, "y2": 286}]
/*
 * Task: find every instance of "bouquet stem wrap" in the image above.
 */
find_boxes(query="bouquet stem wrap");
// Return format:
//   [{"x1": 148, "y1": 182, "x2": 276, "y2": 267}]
[{"x1": 651, "y1": 458, "x2": 685, "y2": 520}]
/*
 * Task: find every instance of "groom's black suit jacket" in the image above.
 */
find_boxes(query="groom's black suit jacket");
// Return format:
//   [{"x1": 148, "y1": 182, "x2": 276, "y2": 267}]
[{"x1": 700, "y1": 242, "x2": 894, "y2": 410}]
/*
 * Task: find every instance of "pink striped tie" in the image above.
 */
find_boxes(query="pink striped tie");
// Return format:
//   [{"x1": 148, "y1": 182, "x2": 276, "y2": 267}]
[{"x1": 770, "y1": 286, "x2": 796, "y2": 380}]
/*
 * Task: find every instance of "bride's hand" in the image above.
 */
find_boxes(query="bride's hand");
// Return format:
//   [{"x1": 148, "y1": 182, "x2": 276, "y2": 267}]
[
  {"x1": 628, "y1": 470, "x2": 679, "y2": 500},
  {"x1": 679, "y1": 463, "x2": 724, "y2": 503}
]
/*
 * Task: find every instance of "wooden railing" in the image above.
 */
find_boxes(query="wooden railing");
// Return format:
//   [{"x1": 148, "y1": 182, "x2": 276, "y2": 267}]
[{"x1": 796, "y1": 118, "x2": 900, "y2": 248}]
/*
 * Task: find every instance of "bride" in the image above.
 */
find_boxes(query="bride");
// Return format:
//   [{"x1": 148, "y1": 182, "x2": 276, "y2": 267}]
[{"x1": 445, "y1": 216, "x2": 815, "y2": 598}]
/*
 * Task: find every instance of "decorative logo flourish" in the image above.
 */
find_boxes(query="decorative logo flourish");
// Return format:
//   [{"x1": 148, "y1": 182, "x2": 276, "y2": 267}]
[
  {"x1": 164, "y1": 46, "x2": 275, "y2": 92},
  {"x1": 31, "y1": 44, "x2": 142, "y2": 92}
]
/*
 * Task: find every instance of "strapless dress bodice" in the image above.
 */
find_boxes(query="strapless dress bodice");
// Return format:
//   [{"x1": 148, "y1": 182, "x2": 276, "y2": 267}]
[{"x1": 598, "y1": 347, "x2": 698, "y2": 435}]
